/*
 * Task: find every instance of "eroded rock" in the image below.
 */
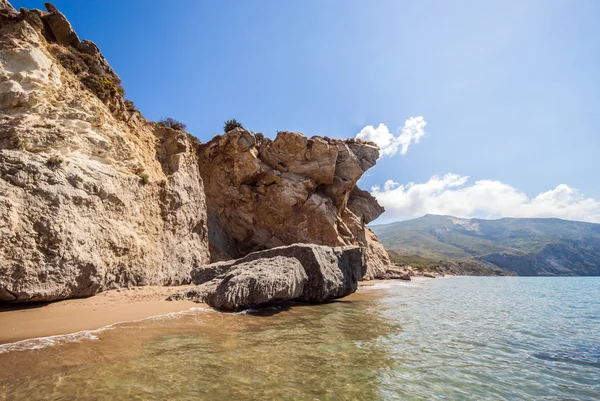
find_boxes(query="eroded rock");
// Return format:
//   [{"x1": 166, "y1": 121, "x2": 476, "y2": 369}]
[
  {"x1": 190, "y1": 243, "x2": 367, "y2": 303},
  {"x1": 380, "y1": 268, "x2": 411, "y2": 281},
  {"x1": 198, "y1": 128, "x2": 391, "y2": 279},
  {"x1": 179, "y1": 256, "x2": 307, "y2": 311}
]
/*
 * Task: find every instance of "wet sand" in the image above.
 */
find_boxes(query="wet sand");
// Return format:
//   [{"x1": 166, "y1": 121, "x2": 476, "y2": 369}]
[
  {"x1": 0, "y1": 278, "x2": 434, "y2": 345},
  {"x1": 0, "y1": 286, "x2": 203, "y2": 344}
]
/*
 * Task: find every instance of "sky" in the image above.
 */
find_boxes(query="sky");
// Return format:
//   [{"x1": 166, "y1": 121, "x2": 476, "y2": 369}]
[{"x1": 15, "y1": 0, "x2": 600, "y2": 224}]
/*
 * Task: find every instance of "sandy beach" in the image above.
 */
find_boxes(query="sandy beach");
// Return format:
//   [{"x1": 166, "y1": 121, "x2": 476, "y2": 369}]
[
  {"x1": 0, "y1": 286, "x2": 203, "y2": 345},
  {"x1": 0, "y1": 278, "x2": 436, "y2": 345}
]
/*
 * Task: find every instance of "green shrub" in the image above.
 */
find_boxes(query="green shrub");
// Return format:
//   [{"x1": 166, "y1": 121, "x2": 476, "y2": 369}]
[
  {"x1": 158, "y1": 117, "x2": 186, "y2": 131},
  {"x1": 124, "y1": 99, "x2": 136, "y2": 112},
  {"x1": 223, "y1": 119, "x2": 243, "y2": 133},
  {"x1": 82, "y1": 75, "x2": 123, "y2": 102},
  {"x1": 138, "y1": 173, "x2": 149, "y2": 185}
]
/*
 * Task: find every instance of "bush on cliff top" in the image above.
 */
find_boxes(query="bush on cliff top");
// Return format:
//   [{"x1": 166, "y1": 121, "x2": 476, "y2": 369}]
[
  {"x1": 158, "y1": 117, "x2": 186, "y2": 131},
  {"x1": 224, "y1": 119, "x2": 243, "y2": 133}
]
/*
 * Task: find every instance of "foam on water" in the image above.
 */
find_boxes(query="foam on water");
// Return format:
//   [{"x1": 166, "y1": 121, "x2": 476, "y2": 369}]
[{"x1": 361, "y1": 280, "x2": 423, "y2": 290}]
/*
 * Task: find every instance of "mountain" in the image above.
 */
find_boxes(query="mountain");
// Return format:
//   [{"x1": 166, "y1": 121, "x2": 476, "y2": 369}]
[{"x1": 371, "y1": 215, "x2": 600, "y2": 276}]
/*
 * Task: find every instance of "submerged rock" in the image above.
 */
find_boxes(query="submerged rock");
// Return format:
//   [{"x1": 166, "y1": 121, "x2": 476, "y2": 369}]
[{"x1": 176, "y1": 256, "x2": 307, "y2": 311}]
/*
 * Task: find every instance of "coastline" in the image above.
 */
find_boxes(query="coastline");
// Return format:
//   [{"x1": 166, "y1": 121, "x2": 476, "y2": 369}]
[
  {"x1": 0, "y1": 286, "x2": 203, "y2": 345},
  {"x1": 0, "y1": 278, "x2": 438, "y2": 346}
]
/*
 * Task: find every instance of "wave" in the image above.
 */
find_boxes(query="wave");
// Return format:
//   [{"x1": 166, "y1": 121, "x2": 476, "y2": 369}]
[{"x1": 361, "y1": 281, "x2": 422, "y2": 290}]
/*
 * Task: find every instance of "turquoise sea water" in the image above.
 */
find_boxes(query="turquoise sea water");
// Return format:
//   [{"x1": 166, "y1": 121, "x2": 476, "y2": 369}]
[{"x1": 1, "y1": 277, "x2": 599, "y2": 400}]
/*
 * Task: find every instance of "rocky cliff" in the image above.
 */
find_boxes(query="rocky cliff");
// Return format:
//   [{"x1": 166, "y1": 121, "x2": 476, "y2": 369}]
[
  {"x1": 0, "y1": 2, "x2": 210, "y2": 301},
  {"x1": 0, "y1": 2, "x2": 392, "y2": 303},
  {"x1": 197, "y1": 129, "x2": 391, "y2": 279}
]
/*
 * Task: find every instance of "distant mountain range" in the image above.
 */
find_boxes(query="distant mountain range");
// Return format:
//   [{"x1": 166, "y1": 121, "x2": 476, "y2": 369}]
[{"x1": 371, "y1": 215, "x2": 600, "y2": 276}]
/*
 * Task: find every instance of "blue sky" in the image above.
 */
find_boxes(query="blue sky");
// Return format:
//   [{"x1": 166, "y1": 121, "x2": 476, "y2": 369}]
[{"x1": 15, "y1": 0, "x2": 600, "y2": 223}]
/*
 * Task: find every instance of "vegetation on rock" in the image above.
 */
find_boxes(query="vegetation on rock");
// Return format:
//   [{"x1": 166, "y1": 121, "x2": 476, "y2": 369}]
[
  {"x1": 223, "y1": 119, "x2": 243, "y2": 133},
  {"x1": 158, "y1": 117, "x2": 187, "y2": 131},
  {"x1": 138, "y1": 172, "x2": 150, "y2": 184}
]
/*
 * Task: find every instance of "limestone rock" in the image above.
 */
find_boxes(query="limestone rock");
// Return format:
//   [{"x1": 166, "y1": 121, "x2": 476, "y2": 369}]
[
  {"x1": 198, "y1": 129, "x2": 391, "y2": 278},
  {"x1": 179, "y1": 256, "x2": 307, "y2": 311},
  {"x1": 191, "y1": 243, "x2": 367, "y2": 303},
  {"x1": 0, "y1": 0, "x2": 15, "y2": 15},
  {"x1": 190, "y1": 260, "x2": 236, "y2": 285},
  {"x1": 347, "y1": 187, "x2": 384, "y2": 224},
  {"x1": 380, "y1": 268, "x2": 411, "y2": 281},
  {"x1": 363, "y1": 227, "x2": 393, "y2": 279},
  {"x1": 42, "y1": 3, "x2": 80, "y2": 46},
  {"x1": 0, "y1": 2, "x2": 210, "y2": 302}
]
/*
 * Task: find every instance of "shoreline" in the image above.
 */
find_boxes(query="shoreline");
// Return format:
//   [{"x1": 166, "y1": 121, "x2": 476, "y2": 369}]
[
  {"x1": 0, "y1": 286, "x2": 203, "y2": 345},
  {"x1": 0, "y1": 278, "x2": 438, "y2": 346}
]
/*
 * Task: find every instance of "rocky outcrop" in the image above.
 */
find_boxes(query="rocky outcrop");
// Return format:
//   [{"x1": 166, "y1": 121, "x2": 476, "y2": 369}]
[
  {"x1": 380, "y1": 267, "x2": 412, "y2": 280},
  {"x1": 0, "y1": 3, "x2": 210, "y2": 302},
  {"x1": 190, "y1": 243, "x2": 367, "y2": 303},
  {"x1": 0, "y1": 1, "x2": 393, "y2": 303},
  {"x1": 197, "y1": 128, "x2": 391, "y2": 279},
  {"x1": 176, "y1": 256, "x2": 307, "y2": 311}
]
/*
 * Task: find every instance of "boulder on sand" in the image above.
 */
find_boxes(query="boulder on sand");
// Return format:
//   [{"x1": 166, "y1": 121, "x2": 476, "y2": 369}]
[
  {"x1": 190, "y1": 243, "x2": 367, "y2": 303},
  {"x1": 177, "y1": 256, "x2": 307, "y2": 311},
  {"x1": 380, "y1": 268, "x2": 411, "y2": 281}
]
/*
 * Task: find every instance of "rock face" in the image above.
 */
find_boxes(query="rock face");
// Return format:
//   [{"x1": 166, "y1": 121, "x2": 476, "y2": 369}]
[
  {"x1": 197, "y1": 129, "x2": 391, "y2": 279},
  {"x1": 181, "y1": 256, "x2": 307, "y2": 311},
  {"x1": 0, "y1": 3, "x2": 210, "y2": 302}
]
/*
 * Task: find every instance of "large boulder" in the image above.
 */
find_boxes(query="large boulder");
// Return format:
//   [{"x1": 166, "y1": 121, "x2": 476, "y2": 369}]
[
  {"x1": 197, "y1": 129, "x2": 392, "y2": 278},
  {"x1": 177, "y1": 256, "x2": 307, "y2": 311},
  {"x1": 191, "y1": 243, "x2": 367, "y2": 303},
  {"x1": 190, "y1": 260, "x2": 237, "y2": 285},
  {"x1": 380, "y1": 268, "x2": 411, "y2": 281}
]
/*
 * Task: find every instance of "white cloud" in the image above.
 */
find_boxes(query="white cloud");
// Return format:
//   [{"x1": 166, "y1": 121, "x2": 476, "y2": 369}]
[
  {"x1": 356, "y1": 116, "x2": 426, "y2": 157},
  {"x1": 371, "y1": 174, "x2": 600, "y2": 223}
]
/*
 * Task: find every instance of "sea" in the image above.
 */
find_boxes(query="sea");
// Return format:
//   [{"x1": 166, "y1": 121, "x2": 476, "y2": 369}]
[{"x1": 0, "y1": 277, "x2": 599, "y2": 400}]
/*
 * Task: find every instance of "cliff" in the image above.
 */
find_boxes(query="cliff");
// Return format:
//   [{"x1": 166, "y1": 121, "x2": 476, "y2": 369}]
[
  {"x1": 0, "y1": 2, "x2": 392, "y2": 302},
  {"x1": 197, "y1": 129, "x2": 391, "y2": 279},
  {"x1": 0, "y1": 2, "x2": 210, "y2": 301}
]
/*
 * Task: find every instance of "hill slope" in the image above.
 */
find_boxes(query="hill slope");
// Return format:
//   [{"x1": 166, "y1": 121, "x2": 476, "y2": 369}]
[{"x1": 371, "y1": 215, "x2": 600, "y2": 276}]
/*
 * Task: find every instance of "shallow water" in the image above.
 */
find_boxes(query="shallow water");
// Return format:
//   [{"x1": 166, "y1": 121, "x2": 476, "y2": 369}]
[{"x1": 1, "y1": 277, "x2": 599, "y2": 400}]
